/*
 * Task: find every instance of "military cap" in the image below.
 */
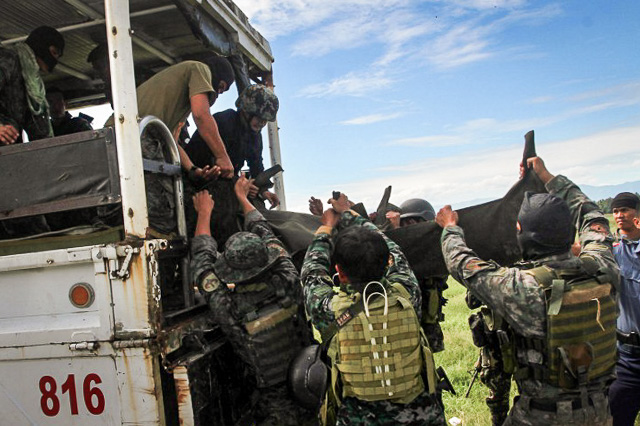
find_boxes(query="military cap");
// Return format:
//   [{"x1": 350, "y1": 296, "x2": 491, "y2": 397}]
[{"x1": 214, "y1": 231, "x2": 280, "y2": 284}]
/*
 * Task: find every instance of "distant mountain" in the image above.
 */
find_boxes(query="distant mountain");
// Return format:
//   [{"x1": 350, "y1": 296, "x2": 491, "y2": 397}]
[{"x1": 579, "y1": 181, "x2": 640, "y2": 201}]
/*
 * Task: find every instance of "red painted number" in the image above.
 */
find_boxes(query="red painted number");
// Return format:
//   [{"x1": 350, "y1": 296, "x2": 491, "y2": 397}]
[
  {"x1": 83, "y1": 373, "x2": 105, "y2": 415},
  {"x1": 61, "y1": 374, "x2": 79, "y2": 415},
  {"x1": 39, "y1": 376, "x2": 59, "y2": 417},
  {"x1": 39, "y1": 374, "x2": 105, "y2": 416}
]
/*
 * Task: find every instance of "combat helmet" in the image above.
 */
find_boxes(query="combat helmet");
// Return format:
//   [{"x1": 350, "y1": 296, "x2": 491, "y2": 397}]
[
  {"x1": 287, "y1": 344, "x2": 329, "y2": 411},
  {"x1": 235, "y1": 84, "x2": 279, "y2": 122},
  {"x1": 400, "y1": 198, "x2": 436, "y2": 222},
  {"x1": 214, "y1": 232, "x2": 280, "y2": 284}
]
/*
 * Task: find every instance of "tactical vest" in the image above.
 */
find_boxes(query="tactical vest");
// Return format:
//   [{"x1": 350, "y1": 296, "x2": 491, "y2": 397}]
[
  {"x1": 229, "y1": 276, "x2": 307, "y2": 388},
  {"x1": 327, "y1": 283, "x2": 438, "y2": 404},
  {"x1": 513, "y1": 264, "x2": 617, "y2": 389}
]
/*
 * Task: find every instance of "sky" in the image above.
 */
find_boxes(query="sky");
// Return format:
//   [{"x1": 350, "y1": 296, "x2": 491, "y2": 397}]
[{"x1": 90, "y1": 0, "x2": 640, "y2": 214}]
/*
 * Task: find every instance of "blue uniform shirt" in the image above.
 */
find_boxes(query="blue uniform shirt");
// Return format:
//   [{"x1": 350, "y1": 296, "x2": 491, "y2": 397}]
[{"x1": 614, "y1": 235, "x2": 640, "y2": 334}]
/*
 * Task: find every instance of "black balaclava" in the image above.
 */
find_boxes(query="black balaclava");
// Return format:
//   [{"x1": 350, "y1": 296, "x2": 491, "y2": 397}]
[
  {"x1": 202, "y1": 56, "x2": 235, "y2": 91},
  {"x1": 611, "y1": 192, "x2": 640, "y2": 211},
  {"x1": 26, "y1": 26, "x2": 65, "y2": 72},
  {"x1": 517, "y1": 192, "x2": 574, "y2": 260}
]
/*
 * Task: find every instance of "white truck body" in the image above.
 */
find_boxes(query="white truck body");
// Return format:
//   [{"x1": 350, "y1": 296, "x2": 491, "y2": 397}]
[{"x1": 0, "y1": 0, "x2": 279, "y2": 424}]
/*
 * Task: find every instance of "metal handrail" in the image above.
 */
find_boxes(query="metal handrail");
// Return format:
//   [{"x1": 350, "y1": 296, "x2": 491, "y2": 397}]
[
  {"x1": 138, "y1": 116, "x2": 187, "y2": 239},
  {"x1": 139, "y1": 116, "x2": 194, "y2": 307}
]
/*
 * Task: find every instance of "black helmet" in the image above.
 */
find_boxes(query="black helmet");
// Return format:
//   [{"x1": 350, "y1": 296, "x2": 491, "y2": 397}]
[
  {"x1": 400, "y1": 198, "x2": 436, "y2": 221},
  {"x1": 517, "y1": 192, "x2": 573, "y2": 260},
  {"x1": 287, "y1": 345, "x2": 329, "y2": 411}
]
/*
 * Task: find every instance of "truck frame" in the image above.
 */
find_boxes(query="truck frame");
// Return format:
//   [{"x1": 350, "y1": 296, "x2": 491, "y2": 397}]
[{"x1": 0, "y1": 0, "x2": 283, "y2": 424}]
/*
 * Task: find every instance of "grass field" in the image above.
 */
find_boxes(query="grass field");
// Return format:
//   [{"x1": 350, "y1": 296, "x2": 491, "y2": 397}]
[
  {"x1": 433, "y1": 214, "x2": 636, "y2": 425},
  {"x1": 434, "y1": 278, "x2": 506, "y2": 426}
]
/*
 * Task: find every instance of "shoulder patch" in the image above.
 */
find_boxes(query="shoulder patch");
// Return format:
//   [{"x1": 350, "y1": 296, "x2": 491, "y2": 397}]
[
  {"x1": 589, "y1": 222, "x2": 609, "y2": 235},
  {"x1": 465, "y1": 259, "x2": 485, "y2": 271},
  {"x1": 201, "y1": 272, "x2": 221, "y2": 293}
]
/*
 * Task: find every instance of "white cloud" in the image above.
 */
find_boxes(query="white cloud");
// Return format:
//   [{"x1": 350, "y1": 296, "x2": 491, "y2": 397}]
[
  {"x1": 297, "y1": 71, "x2": 395, "y2": 98},
  {"x1": 386, "y1": 134, "x2": 466, "y2": 147},
  {"x1": 286, "y1": 125, "x2": 640, "y2": 213},
  {"x1": 383, "y1": 78, "x2": 640, "y2": 148},
  {"x1": 340, "y1": 112, "x2": 403, "y2": 125},
  {"x1": 236, "y1": 0, "x2": 560, "y2": 72}
]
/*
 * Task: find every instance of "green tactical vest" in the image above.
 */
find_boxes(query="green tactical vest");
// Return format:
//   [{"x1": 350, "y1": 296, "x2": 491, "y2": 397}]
[
  {"x1": 327, "y1": 283, "x2": 438, "y2": 404},
  {"x1": 514, "y1": 265, "x2": 617, "y2": 388}
]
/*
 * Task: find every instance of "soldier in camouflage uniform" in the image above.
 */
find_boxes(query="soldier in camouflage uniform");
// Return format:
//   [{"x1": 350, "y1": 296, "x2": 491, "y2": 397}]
[
  {"x1": 190, "y1": 175, "x2": 315, "y2": 425},
  {"x1": 185, "y1": 84, "x2": 281, "y2": 208},
  {"x1": 467, "y1": 302, "x2": 513, "y2": 426},
  {"x1": 301, "y1": 193, "x2": 446, "y2": 426},
  {"x1": 0, "y1": 26, "x2": 64, "y2": 238},
  {"x1": 436, "y1": 156, "x2": 619, "y2": 425},
  {"x1": 0, "y1": 26, "x2": 64, "y2": 145}
]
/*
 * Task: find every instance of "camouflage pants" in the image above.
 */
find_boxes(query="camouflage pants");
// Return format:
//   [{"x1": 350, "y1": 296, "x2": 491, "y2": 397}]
[
  {"x1": 420, "y1": 277, "x2": 447, "y2": 353},
  {"x1": 335, "y1": 392, "x2": 446, "y2": 426},
  {"x1": 503, "y1": 394, "x2": 612, "y2": 426},
  {"x1": 479, "y1": 347, "x2": 512, "y2": 426},
  {"x1": 253, "y1": 385, "x2": 318, "y2": 426},
  {"x1": 422, "y1": 322, "x2": 445, "y2": 353}
]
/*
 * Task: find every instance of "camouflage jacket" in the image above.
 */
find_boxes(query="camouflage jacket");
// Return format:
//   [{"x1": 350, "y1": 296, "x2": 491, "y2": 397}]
[
  {"x1": 441, "y1": 174, "x2": 618, "y2": 400},
  {"x1": 190, "y1": 209, "x2": 306, "y2": 384},
  {"x1": 0, "y1": 47, "x2": 51, "y2": 142},
  {"x1": 300, "y1": 210, "x2": 421, "y2": 334}
]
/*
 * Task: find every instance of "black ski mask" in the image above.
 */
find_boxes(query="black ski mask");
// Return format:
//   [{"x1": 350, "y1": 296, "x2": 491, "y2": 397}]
[
  {"x1": 26, "y1": 26, "x2": 65, "y2": 72},
  {"x1": 517, "y1": 192, "x2": 574, "y2": 260},
  {"x1": 202, "y1": 55, "x2": 235, "y2": 93}
]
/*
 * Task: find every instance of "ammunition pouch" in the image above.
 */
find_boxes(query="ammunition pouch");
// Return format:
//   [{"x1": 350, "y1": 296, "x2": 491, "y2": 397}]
[
  {"x1": 420, "y1": 277, "x2": 448, "y2": 324},
  {"x1": 514, "y1": 266, "x2": 617, "y2": 389}
]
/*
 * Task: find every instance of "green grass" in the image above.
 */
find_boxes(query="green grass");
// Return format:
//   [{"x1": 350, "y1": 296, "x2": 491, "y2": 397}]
[{"x1": 435, "y1": 279, "x2": 507, "y2": 426}]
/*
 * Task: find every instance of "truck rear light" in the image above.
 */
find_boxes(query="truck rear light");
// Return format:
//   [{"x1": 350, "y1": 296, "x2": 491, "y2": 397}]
[{"x1": 69, "y1": 283, "x2": 95, "y2": 308}]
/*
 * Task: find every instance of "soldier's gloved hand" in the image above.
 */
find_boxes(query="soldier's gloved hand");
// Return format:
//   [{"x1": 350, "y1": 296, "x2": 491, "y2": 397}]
[{"x1": 436, "y1": 205, "x2": 458, "y2": 228}]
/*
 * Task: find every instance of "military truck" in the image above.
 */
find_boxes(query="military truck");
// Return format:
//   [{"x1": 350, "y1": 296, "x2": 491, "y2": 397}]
[{"x1": 0, "y1": 0, "x2": 284, "y2": 424}]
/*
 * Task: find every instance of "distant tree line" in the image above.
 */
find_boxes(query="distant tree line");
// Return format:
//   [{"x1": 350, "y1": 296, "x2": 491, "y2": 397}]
[{"x1": 597, "y1": 192, "x2": 640, "y2": 213}]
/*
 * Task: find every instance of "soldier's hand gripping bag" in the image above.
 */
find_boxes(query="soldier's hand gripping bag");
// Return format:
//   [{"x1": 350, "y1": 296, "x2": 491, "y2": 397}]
[{"x1": 287, "y1": 344, "x2": 330, "y2": 411}]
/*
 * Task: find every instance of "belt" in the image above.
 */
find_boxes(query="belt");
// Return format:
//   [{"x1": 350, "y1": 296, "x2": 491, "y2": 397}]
[
  {"x1": 529, "y1": 398, "x2": 591, "y2": 412},
  {"x1": 617, "y1": 330, "x2": 640, "y2": 346}
]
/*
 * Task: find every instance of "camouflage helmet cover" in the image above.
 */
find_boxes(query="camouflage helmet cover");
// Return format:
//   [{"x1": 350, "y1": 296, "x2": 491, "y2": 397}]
[
  {"x1": 214, "y1": 231, "x2": 280, "y2": 284},
  {"x1": 236, "y1": 84, "x2": 279, "y2": 121}
]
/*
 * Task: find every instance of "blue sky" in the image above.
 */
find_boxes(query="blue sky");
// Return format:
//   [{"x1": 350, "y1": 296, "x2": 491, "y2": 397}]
[
  {"x1": 233, "y1": 0, "x2": 640, "y2": 213},
  {"x1": 89, "y1": 0, "x2": 640, "y2": 214}
]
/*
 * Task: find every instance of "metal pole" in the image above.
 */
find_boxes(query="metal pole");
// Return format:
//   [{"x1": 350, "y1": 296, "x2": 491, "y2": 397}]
[
  {"x1": 104, "y1": 0, "x2": 148, "y2": 238},
  {"x1": 264, "y1": 72, "x2": 286, "y2": 210}
]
